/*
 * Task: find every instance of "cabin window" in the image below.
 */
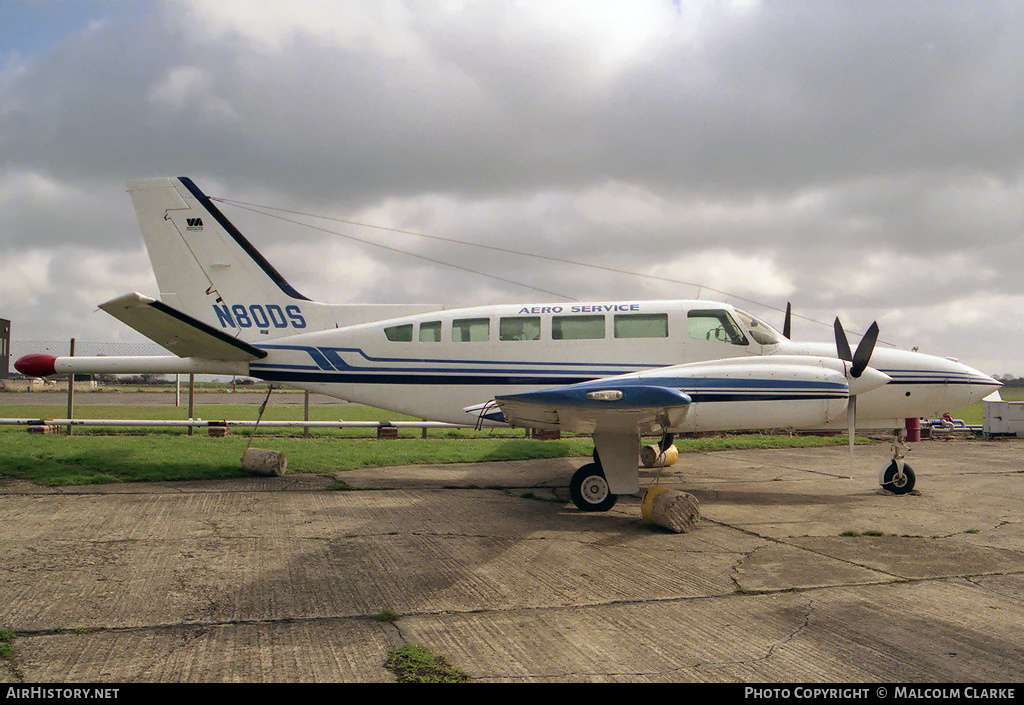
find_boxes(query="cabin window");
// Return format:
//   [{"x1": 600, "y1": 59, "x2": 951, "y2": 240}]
[
  {"x1": 452, "y1": 317, "x2": 490, "y2": 342},
  {"x1": 419, "y1": 321, "x2": 441, "y2": 343},
  {"x1": 687, "y1": 310, "x2": 749, "y2": 346},
  {"x1": 384, "y1": 324, "x2": 413, "y2": 342},
  {"x1": 499, "y1": 316, "x2": 541, "y2": 341},
  {"x1": 552, "y1": 314, "x2": 605, "y2": 340},
  {"x1": 614, "y1": 313, "x2": 668, "y2": 339}
]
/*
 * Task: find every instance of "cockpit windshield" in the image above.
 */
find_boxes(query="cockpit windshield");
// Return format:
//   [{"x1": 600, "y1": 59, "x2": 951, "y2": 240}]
[{"x1": 734, "y1": 309, "x2": 785, "y2": 346}]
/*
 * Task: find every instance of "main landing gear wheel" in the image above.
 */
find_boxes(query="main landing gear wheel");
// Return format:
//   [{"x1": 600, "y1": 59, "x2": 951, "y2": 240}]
[
  {"x1": 881, "y1": 461, "x2": 916, "y2": 495},
  {"x1": 570, "y1": 463, "x2": 618, "y2": 512}
]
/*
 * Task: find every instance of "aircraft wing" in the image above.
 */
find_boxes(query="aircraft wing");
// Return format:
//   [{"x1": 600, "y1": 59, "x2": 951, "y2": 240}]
[
  {"x1": 477, "y1": 381, "x2": 692, "y2": 434},
  {"x1": 466, "y1": 354, "x2": 894, "y2": 437},
  {"x1": 99, "y1": 293, "x2": 267, "y2": 361}
]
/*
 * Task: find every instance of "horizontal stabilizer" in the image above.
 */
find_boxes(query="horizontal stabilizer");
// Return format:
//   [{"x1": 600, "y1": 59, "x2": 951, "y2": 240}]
[{"x1": 99, "y1": 293, "x2": 267, "y2": 361}]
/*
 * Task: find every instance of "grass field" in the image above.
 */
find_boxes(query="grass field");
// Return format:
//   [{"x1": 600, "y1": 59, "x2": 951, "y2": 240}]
[
  {"x1": 0, "y1": 398, "x2": 865, "y2": 486},
  {"x1": 3, "y1": 385, "x2": 1015, "y2": 486},
  {"x1": 940, "y1": 388, "x2": 1024, "y2": 425}
]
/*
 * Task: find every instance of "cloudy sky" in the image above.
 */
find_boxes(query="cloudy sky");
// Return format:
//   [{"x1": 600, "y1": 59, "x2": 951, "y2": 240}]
[{"x1": 2, "y1": 0, "x2": 1022, "y2": 375}]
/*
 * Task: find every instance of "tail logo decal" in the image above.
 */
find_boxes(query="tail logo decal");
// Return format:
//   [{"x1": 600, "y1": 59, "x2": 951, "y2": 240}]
[{"x1": 185, "y1": 217, "x2": 204, "y2": 230}]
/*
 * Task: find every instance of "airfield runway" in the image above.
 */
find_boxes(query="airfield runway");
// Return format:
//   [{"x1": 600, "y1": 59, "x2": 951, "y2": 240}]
[{"x1": 0, "y1": 439, "x2": 1022, "y2": 683}]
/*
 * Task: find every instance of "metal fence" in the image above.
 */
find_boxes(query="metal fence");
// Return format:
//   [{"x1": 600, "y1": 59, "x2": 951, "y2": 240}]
[
  {"x1": 3, "y1": 339, "x2": 482, "y2": 437},
  {"x1": 12, "y1": 339, "x2": 169, "y2": 359}
]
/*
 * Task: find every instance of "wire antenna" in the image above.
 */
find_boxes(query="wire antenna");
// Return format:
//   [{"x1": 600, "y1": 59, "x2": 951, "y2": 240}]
[
  {"x1": 215, "y1": 198, "x2": 579, "y2": 303},
  {"x1": 212, "y1": 195, "x2": 890, "y2": 344}
]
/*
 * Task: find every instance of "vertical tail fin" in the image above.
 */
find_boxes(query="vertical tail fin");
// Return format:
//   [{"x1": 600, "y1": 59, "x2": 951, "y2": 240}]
[{"x1": 126, "y1": 177, "x2": 440, "y2": 340}]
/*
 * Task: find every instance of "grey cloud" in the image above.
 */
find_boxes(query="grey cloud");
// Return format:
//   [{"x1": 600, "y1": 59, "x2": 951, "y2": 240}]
[{"x1": 2, "y1": 1, "x2": 1022, "y2": 373}]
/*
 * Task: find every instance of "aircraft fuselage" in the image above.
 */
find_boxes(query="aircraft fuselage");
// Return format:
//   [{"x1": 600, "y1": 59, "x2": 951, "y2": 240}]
[{"x1": 238, "y1": 298, "x2": 998, "y2": 429}]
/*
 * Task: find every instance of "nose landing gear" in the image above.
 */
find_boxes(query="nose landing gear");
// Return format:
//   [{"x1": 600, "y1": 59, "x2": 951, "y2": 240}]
[{"x1": 879, "y1": 430, "x2": 916, "y2": 494}]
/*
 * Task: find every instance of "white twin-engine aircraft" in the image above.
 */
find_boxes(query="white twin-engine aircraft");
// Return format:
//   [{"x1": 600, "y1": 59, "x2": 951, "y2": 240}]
[{"x1": 16, "y1": 177, "x2": 1001, "y2": 511}]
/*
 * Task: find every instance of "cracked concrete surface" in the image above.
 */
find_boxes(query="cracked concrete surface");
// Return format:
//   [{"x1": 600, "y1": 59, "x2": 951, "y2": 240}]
[{"x1": 1, "y1": 440, "x2": 1022, "y2": 682}]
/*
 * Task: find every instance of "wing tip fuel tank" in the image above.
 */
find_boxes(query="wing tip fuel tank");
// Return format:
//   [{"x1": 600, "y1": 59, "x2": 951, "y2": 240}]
[
  {"x1": 15, "y1": 353, "x2": 248, "y2": 377},
  {"x1": 14, "y1": 354, "x2": 57, "y2": 378}
]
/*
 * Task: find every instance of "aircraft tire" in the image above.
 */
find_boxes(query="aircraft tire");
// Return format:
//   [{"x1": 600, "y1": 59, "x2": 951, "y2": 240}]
[
  {"x1": 881, "y1": 461, "x2": 916, "y2": 495},
  {"x1": 570, "y1": 463, "x2": 617, "y2": 512}
]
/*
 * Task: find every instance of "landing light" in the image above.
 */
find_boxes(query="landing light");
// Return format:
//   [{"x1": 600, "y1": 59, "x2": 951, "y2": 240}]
[{"x1": 586, "y1": 390, "x2": 624, "y2": 402}]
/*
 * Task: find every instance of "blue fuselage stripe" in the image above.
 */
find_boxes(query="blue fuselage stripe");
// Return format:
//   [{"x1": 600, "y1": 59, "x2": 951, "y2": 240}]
[
  {"x1": 251, "y1": 369, "x2": 849, "y2": 402},
  {"x1": 249, "y1": 346, "x2": 990, "y2": 397}
]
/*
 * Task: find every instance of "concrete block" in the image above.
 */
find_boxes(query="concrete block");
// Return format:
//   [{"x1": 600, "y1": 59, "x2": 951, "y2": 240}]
[
  {"x1": 241, "y1": 448, "x2": 287, "y2": 476},
  {"x1": 641, "y1": 486, "x2": 701, "y2": 533}
]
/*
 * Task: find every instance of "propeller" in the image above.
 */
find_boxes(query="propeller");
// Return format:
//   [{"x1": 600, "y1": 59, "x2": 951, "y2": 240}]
[
  {"x1": 834, "y1": 318, "x2": 879, "y2": 378},
  {"x1": 782, "y1": 302, "x2": 792, "y2": 340},
  {"x1": 834, "y1": 318, "x2": 881, "y2": 470}
]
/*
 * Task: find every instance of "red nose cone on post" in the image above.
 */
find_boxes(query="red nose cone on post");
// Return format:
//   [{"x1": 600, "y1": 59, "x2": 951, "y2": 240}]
[{"x1": 14, "y1": 354, "x2": 57, "y2": 378}]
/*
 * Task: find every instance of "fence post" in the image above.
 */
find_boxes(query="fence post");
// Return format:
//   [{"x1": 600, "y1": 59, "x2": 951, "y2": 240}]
[
  {"x1": 66, "y1": 338, "x2": 75, "y2": 436},
  {"x1": 188, "y1": 374, "x2": 195, "y2": 436}
]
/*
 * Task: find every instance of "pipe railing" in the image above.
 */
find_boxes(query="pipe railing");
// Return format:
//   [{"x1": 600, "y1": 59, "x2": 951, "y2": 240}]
[{"x1": 0, "y1": 418, "x2": 467, "y2": 430}]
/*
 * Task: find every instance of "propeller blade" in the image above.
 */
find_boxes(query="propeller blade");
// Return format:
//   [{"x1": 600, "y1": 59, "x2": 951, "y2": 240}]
[
  {"x1": 848, "y1": 394, "x2": 856, "y2": 451},
  {"x1": 850, "y1": 321, "x2": 879, "y2": 379},
  {"x1": 834, "y1": 318, "x2": 852, "y2": 362},
  {"x1": 847, "y1": 393, "x2": 857, "y2": 477},
  {"x1": 783, "y1": 302, "x2": 792, "y2": 340}
]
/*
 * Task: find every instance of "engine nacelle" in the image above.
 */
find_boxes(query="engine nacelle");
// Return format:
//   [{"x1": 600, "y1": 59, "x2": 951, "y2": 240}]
[{"x1": 632, "y1": 356, "x2": 889, "y2": 433}]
